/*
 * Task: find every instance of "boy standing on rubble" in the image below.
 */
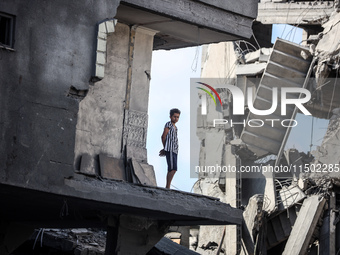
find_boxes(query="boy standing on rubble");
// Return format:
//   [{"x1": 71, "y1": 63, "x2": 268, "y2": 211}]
[{"x1": 160, "y1": 108, "x2": 181, "y2": 189}]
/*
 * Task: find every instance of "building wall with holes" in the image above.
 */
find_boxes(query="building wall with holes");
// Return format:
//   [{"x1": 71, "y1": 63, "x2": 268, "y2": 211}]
[{"x1": 0, "y1": 0, "x2": 121, "y2": 188}]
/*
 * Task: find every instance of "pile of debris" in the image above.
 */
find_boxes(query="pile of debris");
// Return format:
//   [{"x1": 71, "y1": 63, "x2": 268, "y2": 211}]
[
  {"x1": 192, "y1": 6, "x2": 340, "y2": 255},
  {"x1": 12, "y1": 228, "x2": 198, "y2": 255},
  {"x1": 12, "y1": 228, "x2": 106, "y2": 255}
]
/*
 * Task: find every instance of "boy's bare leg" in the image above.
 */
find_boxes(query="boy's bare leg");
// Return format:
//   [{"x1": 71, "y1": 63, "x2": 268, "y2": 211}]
[{"x1": 166, "y1": 170, "x2": 176, "y2": 189}]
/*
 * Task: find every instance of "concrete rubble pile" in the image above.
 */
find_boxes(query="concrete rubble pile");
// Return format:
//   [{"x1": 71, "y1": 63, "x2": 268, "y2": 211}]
[
  {"x1": 13, "y1": 228, "x2": 106, "y2": 255},
  {"x1": 12, "y1": 228, "x2": 198, "y2": 255},
  {"x1": 192, "y1": 5, "x2": 340, "y2": 255}
]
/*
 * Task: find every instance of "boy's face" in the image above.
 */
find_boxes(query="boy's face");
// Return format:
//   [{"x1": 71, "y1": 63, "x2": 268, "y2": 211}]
[{"x1": 170, "y1": 113, "x2": 180, "y2": 124}]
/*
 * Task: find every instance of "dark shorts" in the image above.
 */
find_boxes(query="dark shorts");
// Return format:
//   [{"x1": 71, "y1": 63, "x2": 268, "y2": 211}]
[{"x1": 165, "y1": 151, "x2": 177, "y2": 172}]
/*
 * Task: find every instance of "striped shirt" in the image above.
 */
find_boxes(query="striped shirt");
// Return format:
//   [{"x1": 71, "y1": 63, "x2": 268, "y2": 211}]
[{"x1": 164, "y1": 121, "x2": 178, "y2": 154}]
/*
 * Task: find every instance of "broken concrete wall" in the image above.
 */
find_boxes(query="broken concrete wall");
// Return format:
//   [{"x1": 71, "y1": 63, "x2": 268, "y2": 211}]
[
  {"x1": 0, "y1": 0, "x2": 121, "y2": 188},
  {"x1": 75, "y1": 24, "x2": 156, "y2": 174},
  {"x1": 306, "y1": 108, "x2": 340, "y2": 180},
  {"x1": 258, "y1": 1, "x2": 334, "y2": 25},
  {"x1": 201, "y1": 42, "x2": 238, "y2": 82}
]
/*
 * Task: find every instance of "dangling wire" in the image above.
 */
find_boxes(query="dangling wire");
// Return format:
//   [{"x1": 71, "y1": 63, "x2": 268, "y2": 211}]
[
  {"x1": 171, "y1": 184, "x2": 181, "y2": 191},
  {"x1": 252, "y1": 31, "x2": 261, "y2": 50},
  {"x1": 33, "y1": 228, "x2": 45, "y2": 249}
]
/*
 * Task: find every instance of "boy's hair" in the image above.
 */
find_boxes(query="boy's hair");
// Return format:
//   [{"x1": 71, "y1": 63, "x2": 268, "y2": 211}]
[{"x1": 170, "y1": 108, "x2": 181, "y2": 116}]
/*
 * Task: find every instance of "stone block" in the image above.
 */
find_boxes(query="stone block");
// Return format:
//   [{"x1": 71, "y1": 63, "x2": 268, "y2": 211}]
[
  {"x1": 126, "y1": 145, "x2": 147, "y2": 162},
  {"x1": 99, "y1": 154, "x2": 126, "y2": 181},
  {"x1": 97, "y1": 38, "x2": 107, "y2": 52},
  {"x1": 261, "y1": 48, "x2": 272, "y2": 55},
  {"x1": 165, "y1": 232, "x2": 181, "y2": 239},
  {"x1": 80, "y1": 154, "x2": 97, "y2": 176},
  {"x1": 245, "y1": 49, "x2": 261, "y2": 63},
  {"x1": 140, "y1": 162, "x2": 157, "y2": 186},
  {"x1": 98, "y1": 22, "x2": 107, "y2": 34},
  {"x1": 259, "y1": 54, "x2": 270, "y2": 62},
  {"x1": 71, "y1": 228, "x2": 91, "y2": 236},
  {"x1": 236, "y1": 62, "x2": 267, "y2": 76},
  {"x1": 95, "y1": 64, "x2": 105, "y2": 79},
  {"x1": 96, "y1": 51, "x2": 106, "y2": 65},
  {"x1": 105, "y1": 20, "x2": 116, "y2": 33},
  {"x1": 131, "y1": 159, "x2": 157, "y2": 186}
]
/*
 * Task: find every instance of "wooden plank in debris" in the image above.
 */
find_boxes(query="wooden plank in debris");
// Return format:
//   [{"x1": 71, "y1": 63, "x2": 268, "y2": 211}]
[{"x1": 282, "y1": 196, "x2": 326, "y2": 255}]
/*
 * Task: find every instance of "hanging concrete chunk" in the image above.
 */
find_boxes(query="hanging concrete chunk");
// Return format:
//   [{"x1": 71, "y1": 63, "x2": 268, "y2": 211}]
[
  {"x1": 282, "y1": 196, "x2": 326, "y2": 255},
  {"x1": 245, "y1": 49, "x2": 261, "y2": 63},
  {"x1": 278, "y1": 185, "x2": 306, "y2": 210},
  {"x1": 263, "y1": 168, "x2": 277, "y2": 213}
]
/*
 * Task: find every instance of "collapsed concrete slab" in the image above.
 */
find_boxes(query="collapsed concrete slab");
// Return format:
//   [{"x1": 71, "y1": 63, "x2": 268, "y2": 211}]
[
  {"x1": 193, "y1": 2, "x2": 340, "y2": 254},
  {"x1": 257, "y1": 1, "x2": 334, "y2": 25},
  {"x1": 282, "y1": 196, "x2": 326, "y2": 255},
  {"x1": 3, "y1": 178, "x2": 243, "y2": 227},
  {"x1": 0, "y1": 177, "x2": 242, "y2": 254},
  {"x1": 117, "y1": 0, "x2": 257, "y2": 50}
]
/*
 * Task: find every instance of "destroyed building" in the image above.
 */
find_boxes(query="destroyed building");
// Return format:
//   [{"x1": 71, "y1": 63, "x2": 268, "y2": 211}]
[
  {"x1": 192, "y1": 0, "x2": 340, "y2": 254},
  {"x1": 0, "y1": 0, "x2": 261, "y2": 254}
]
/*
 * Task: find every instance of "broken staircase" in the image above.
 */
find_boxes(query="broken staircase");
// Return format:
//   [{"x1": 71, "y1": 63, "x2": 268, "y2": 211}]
[{"x1": 240, "y1": 39, "x2": 313, "y2": 159}]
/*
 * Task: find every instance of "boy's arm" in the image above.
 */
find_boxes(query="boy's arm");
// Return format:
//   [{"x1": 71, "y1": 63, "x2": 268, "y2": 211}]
[{"x1": 161, "y1": 127, "x2": 170, "y2": 148}]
